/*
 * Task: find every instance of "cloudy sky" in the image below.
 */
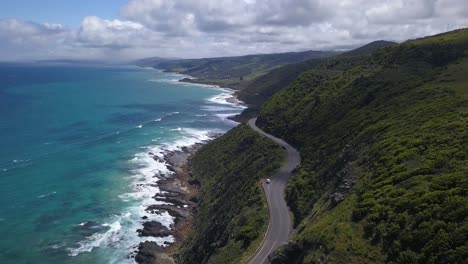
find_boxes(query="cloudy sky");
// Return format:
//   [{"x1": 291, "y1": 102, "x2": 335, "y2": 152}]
[{"x1": 0, "y1": 0, "x2": 467, "y2": 61}]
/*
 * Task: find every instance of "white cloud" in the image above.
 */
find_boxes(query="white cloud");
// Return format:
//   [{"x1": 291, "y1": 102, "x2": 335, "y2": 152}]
[
  {"x1": 76, "y1": 16, "x2": 145, "y2": 48},
  {"x1": 0, "y1": 19, "x2": 69, "y2": 60},
  {"x1": 436, "y1": 0, "x2": 468, "y2": 17},
  {"x1": 119, "y1": 0, "x2": 468, "y2": 56},
  {"x1": 0, "y1": 0, "x2": 467, "y2": 61},
  {"x1": 366, "y1": 0, "x2": 438, "y2": 24},
  {"x1": 120, "y1": 0, "x2": 330, "y2": 33}
]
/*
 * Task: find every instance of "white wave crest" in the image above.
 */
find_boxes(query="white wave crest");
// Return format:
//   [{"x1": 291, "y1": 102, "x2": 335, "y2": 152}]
[
  {"x1": 215, "y1": 113, "x2": 239, "y2": 124},
  {"x1": 37, "y1": 191, "x2": 57, "y2": 199},
  {"x1": 67, "y1": 122, "x2": 228, "y2": 261},
  {"x1": 207, "y1": 92, "x2": 233, "y2": 105},
  {"x1": 202, "y1": 105, "x2": 239, "y2": 112},
  {"x1": 68, "y1": 221, "x2": 122, "y2": 256}
]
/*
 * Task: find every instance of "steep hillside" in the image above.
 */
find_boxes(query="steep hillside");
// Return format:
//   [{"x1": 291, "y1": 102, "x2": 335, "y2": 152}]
[
  {"x1": 236, "y1": 58, "x2": 325, "y2": 109},
  {"x1": 176, "y1": 125, "x2": 284, "y2": 264},
  {"x1": 236, "y1": 41, "x2": 397, "y2": 116},
  {"x1": 137, "y1": 50, "x2": 335, "y2": 89},
  {"x1": 258, "y1": 28, "x2": 468, "y2": 263},
  {"x1": 343, "y1": 40, "x2": 397, "y2": 57}
]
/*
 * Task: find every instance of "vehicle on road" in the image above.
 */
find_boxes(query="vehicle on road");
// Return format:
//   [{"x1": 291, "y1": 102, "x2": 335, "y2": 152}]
[{"x1": 265, "y1": 178, "x2": 271, "y2": 184}]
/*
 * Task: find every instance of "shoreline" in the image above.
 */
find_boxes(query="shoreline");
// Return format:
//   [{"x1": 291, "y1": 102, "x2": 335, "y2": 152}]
[
  {"x1": 151, "y1": 67, "x2": 247, "y2": 108},
  {"x1": 134, "y1": 69, "x2": 246, "y2": 264},
  {"x1": 135, "y1": 142, "x2": 207, "y2": 264}
]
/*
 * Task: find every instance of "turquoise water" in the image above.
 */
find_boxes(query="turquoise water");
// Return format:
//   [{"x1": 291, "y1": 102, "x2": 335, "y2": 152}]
[{"x1": 0, "y1": 63, "x2": 243, "y2": 263}]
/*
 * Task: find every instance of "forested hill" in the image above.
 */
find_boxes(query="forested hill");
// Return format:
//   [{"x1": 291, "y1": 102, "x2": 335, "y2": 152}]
[
  {"x1": 177, "y1": 29, "x2": 467, "y2": 264},
  {"x1": 257, "y1": 28, "x2": 468, "y2": 263},
  {"x1": 236, "y1": 40, "x2": 397, "y2": 111},
  {"x1": 135, "y1": 50, "x2": 336, "y2": 89}
]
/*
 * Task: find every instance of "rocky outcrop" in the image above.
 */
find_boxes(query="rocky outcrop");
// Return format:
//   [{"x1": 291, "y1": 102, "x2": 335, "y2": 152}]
[
  {"x1": 329, "y1": 145, "x2": 356, "y2": 207},
  {"x1": 268, "y1": 241, "x2": 304, "y2": 264},
  {"x1": 135, "y1": 242, "x2": 174, "y2": 264},
  {"x1": 135, "y1": 143, "x2": 206, "y2": 264},
  {"x1": 137, "y1": 221, "x2": 172, "y2": 237}
]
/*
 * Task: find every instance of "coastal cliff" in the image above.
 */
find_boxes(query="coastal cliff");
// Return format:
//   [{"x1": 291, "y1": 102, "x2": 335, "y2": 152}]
[
  {"x1": 259, "y1": 28, "x2": 468, "y2": 263},
  {"x1": 176, "y1": 125, "x2": 284, "y2": 263},
  {"x1": 178, "y1": 29, "x2": 468, "y2": 263}
]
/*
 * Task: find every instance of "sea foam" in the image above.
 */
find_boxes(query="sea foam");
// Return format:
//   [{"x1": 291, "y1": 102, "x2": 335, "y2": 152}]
[
  {"x1": 67, "y1": 83, "x2": 244, "y2": 262},
  {"x1": 67, "y1": 127, "x2": 215, "y2": 261}
]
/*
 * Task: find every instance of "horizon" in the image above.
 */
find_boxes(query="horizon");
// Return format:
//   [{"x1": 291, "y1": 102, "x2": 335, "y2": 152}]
[
  {"x1": 0, "y1": 3, "x2": 467, "y2": 264},
  {"x1": 1, "y1": 0, "x2": 467, "y2": 61}
]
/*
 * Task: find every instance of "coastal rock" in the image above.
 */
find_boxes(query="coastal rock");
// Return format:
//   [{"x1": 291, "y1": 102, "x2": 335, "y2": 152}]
[
  {"x1": 137, "y1": 136, "x2": 202, "y2": 264},
  {"x1": 135, "y1": 242, "x2": 172, "y2": 264},
  {"x1": 188, "y1": 179, "x2": 201, "y2": 187},
  {"x1": 157, "y1": 178, "x2": 186, "y2": 194},
  {"x1": 137, "y1": 221, "x2": 172, "y2": 237},
  {"x1": 146, "y1": 204, "x2": 186, "y2": 219},
  {"x1": 152, "y1": 156, "x2": 165, "y2": 163},
  {"x1": 155, "y1": 191, "x2": 182, "y2": 198},
  {"x1": 154, "y1": 196, "x2": 186, "y2": 207}
]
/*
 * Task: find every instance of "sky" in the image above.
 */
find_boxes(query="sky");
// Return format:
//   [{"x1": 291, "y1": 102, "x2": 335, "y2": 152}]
[
  {"x1": 0, "y1": 0, "x2": 128, "y2": 27},
  {"x1": 0, "y1": 0, "x2": 467, "y2": 61}
]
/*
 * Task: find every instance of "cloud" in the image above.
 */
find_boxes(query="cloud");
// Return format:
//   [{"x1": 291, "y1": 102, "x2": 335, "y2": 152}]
[
  {"x1": 0, "y1": 19, "x2": 65, "y2": 36},
  {"x1": 0, "y1": 0, "x2": 467, "y2": 61},
  {"x1": 120, "y1": 0, "x2": 331, "y2": 34},
  {"x1": 366, "y1": 0, "x2": 438, "y2": 24},
  {"x1": 435, "y1": 0, "x2": 468, "y2": 17},
  {"x1": 0, "y1": 17, "x2": 163, "y2": 61},
  {"x1": 0, "y1": 19, "x2": 69, "y2": 60},
  {"x1": 119, "y1": 0, "x2": 468, "y2": 56},
  {"x1": 76, "y1": 16, "x2": 145, "y2": 48}
]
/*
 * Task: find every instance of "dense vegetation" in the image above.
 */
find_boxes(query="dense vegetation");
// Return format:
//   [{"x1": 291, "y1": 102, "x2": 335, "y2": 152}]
[
  {"x1": 236, "y1": 58, "x2": 325, "y2": 108},
  {"x1": 258, "y1": 29, "x2": 468, "y2": 263},
  {"x1": 236, "y1": 40, "x2": 396, "y2": 118},
  {"x1": 136, "y1": 50, "x2": 335, "y2": 89},
  {"x1": 177, "y1": 125, "x2": 284, "y2": 264}
]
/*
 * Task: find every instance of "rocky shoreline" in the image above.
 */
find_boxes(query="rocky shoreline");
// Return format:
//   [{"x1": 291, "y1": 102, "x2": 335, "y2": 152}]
[
  {"x1": 177, "y1": 76, "x2": 246, "y2": 107},
  {"x1": 134, "y1": 142, "x2": 206, "y2": 264}
]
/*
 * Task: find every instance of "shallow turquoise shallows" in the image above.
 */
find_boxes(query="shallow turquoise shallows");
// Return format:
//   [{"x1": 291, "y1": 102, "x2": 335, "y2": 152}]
[{"x1": 0, "y1": 63, "x2": 243, "y2": 264}]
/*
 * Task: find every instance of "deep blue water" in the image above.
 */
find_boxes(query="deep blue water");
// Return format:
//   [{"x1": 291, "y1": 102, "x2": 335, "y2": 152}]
[{"x1": 0, "y1": 63, "x2": 243, "y2": 263}]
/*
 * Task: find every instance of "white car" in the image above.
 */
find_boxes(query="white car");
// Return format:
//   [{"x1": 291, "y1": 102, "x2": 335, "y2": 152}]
[{"x1": 265, "y1": 178, "x2": 271, "y2": 184}]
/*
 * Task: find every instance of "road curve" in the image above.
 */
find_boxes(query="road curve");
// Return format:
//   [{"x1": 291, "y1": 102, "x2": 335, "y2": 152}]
[{"x1": 246, "y1": 118, "x2": 301, "y2": 264}]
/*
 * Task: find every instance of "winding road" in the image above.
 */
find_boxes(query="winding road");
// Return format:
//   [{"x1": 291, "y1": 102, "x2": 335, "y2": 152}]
[{"x1": 246, "y1": 118, "x2": 301, "y2": 264}]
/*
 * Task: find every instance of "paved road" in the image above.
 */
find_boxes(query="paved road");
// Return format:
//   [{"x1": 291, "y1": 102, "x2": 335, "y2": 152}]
[{"x1": 246, "y1": 118, "x2": 301, "y2": 264}]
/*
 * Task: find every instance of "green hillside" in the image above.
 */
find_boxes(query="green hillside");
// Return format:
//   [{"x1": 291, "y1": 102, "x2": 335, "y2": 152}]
[
  {"x1": 236, "y1": 58, "x2": 325, "y2": 109},
  {"x1": 258, "y1": 28, "x2": 468, "y2": 263},
  {"x1": 137, "y1": 50, "x2": 335, "y2": 89},
  {"x1": 177, "y1": 125, "x2": 284, "y2": 264},
  {"x1": 236, "y1": 41, "x2": 397, "y2": 112}
]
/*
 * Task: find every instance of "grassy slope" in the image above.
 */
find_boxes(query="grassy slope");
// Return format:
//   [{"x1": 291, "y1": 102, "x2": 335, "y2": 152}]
[
  {"x1": 148, "y1": 50, "x2": 335, "y2": 90},
  {"x1": 176, "y1": 125, "x2": 284, "y2": 264},
  {"x1": 236, "y1": 58, "x2": 325, "y2": 108},
  {"x1": 258, "y1": 29, "x2": 468, "y2": 263},
  {"x1": 236, "y1": 41, "x2": 397, "y2": 116}
]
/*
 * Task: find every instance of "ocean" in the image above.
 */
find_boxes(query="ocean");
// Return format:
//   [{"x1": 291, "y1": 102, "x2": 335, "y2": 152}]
[{"x1": 0, "y1": 63, "x2": 244, "y2": 264}]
